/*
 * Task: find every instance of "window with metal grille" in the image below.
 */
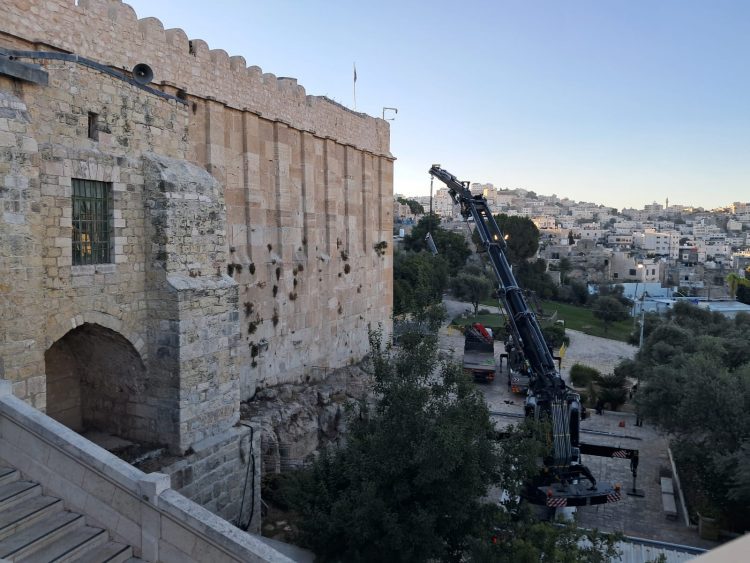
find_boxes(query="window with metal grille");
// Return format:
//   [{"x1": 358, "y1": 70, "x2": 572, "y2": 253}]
[{"x1": 72, "y1": 179, "x2": 112, "y2": 265}]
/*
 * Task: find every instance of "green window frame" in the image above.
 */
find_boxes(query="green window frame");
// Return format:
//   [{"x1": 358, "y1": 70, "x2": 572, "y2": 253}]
[{"x1": 72, "y1": 179, "x2": 112, "y2": 265}]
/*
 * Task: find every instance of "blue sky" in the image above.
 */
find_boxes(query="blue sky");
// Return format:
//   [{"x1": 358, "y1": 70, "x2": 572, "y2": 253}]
[{"x1": 125, "y1": 0, "x2": 749, "y2": 210}]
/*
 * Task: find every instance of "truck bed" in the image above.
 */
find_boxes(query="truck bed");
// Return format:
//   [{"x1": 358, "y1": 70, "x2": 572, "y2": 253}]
[{"x1": 464, "y1": 350, "x2": 496, "y2": 381}]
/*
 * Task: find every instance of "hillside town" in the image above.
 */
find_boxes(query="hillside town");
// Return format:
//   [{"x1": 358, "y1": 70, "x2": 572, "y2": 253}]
[
  {"x1": 2, "y1": 1, "x2": 749, "y2": 562},
  {"x1": 396, "y1": 185, "x2": 750, "y2": 316}
]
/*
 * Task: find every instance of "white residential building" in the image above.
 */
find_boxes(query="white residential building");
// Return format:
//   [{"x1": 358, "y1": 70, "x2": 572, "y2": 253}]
[
  {"x1": 697, "y1": 240, "x2": 731, "y2": 261},
  {"x1": 727, "y1": 219, "x2": 743, "y2": 232},
  {"x1": 608, "y1": 234, "x2": 633, "y2": 247},
  {"x1": 632, "y1": 230, "x2": 680, "y2": 259},
  {"x1": 532, "y1": 215, "x2": 557, "y2": 229},
  {"x1": 432, "y1": 187, "x2": 458, "y2": 219}
]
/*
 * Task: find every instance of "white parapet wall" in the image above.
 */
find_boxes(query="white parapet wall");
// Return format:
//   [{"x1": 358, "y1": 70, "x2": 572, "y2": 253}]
[{"x1": 0, "y1": 379, "x2": 295, "y2": 563}]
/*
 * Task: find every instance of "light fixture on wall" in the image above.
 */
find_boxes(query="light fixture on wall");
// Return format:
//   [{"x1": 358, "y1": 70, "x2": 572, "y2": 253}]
[{"x1": 382, "y1": 107, "x2": 398, "y2": 121}]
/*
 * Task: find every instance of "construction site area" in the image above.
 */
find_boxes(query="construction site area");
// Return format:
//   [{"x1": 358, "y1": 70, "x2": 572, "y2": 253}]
[{"x1": 441, "y1": 297, "x2": 719, "y2": 560}]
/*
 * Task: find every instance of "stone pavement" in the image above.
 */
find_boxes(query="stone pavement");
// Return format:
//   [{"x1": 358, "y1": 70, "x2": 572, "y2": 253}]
[
  {"x1": 486, "y1": 402, "x2": 718, "y2": 550},
  {"x1": 574, "y1": 411, "x2": 717, "y2": 550}
]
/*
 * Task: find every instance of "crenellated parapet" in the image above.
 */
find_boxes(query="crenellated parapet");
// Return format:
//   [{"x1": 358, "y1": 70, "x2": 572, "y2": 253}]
[{"x1": 0, "y1": 0, "x2": 391, "y2": 157}]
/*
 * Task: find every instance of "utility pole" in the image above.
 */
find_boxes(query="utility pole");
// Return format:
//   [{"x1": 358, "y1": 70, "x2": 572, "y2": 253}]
[
  {"x1": 425, "y1": 173, "x2": 438, "y2": 255},
  {"x1": 639, "y1": 296, "x2": 646, "y2": 349}
]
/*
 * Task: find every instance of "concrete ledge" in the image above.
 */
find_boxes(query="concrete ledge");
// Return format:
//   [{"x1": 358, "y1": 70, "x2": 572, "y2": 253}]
[
  {"x1": 0, "y1": 381, "x2": 294, "y2": 563},
  {"x1": 159, "y1": 490, "x2": 295, "y2": 563},
  {"x1": 667, "y1": 446, "x2": 691, "y2": 527},
  {"x1": 0, "y1": 390, "x2": 144, "y2": 492}
]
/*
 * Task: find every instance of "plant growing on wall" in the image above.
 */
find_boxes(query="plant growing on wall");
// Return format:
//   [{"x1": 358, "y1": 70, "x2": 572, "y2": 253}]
[{"x1": 374, "y1": 240, "x2": 388, "y2": 256}]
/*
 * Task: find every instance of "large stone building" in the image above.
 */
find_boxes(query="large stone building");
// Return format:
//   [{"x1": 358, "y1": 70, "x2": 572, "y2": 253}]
[{"x1": 1, "y1": 0, "x2": 392, "y2": 526}]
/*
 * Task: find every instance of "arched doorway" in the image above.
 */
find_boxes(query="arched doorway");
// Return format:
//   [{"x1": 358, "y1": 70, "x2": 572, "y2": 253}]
[{"x1": 44, "y1": 323, "x2": 148, "y2": 442}]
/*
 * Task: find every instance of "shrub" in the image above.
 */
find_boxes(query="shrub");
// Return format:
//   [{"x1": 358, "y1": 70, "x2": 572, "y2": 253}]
[
  {"x1": 542, "y1": 324, "x2": 569, "y2": 349},
  {"x1": 570, "y1": 363, "x2": 600, "y2": 387},
  {"x1": 596, "y1": 373, "x2": 629, "y2": 410}
]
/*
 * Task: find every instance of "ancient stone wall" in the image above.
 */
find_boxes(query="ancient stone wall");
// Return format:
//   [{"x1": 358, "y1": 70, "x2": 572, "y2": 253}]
[
  {"x1": 0, "y1": 90, "x2": 45, "y2": 408},
  {"x1": 0, "y1": 62, "x2": 188, "y2": 413},
  {"x1": 1, "y1": 0, "x2": 393, "y2": 404},
  {"x1": 159, "y1": 425, "x2": 262, "y2": 533},
  {"x1": 1, "y1": 0, "x2": 392, "y2": 522},
  {"x1": 1, "y1": 0, "x2": 390, "y2": 155}
]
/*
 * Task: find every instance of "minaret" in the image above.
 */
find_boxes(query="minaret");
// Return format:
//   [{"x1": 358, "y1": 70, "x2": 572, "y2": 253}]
[{"x1": 665, "y1": 197, "x2": 669, "y2": 210}]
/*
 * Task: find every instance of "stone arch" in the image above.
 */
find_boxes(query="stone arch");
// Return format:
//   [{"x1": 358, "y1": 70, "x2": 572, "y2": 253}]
[
  {"x1": 44, "y1": 323, "x2": 152, "y2": 444},
  {"x1": 45, "y1": 312, "x2": 147, "y2": 360}
]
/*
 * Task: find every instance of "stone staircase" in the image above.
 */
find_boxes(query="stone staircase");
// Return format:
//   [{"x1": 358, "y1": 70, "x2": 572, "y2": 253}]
[{"x1": 0, "y1": 466, "x2": 141, "y2": 562}]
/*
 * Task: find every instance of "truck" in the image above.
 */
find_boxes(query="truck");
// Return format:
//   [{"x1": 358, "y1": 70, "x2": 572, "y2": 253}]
[
  {"x1": 430, "y1": 165, "x2": 641, "y2": 508},
  {"x1": 463, "y1": 322, "x2": 496, "y2": 382}
]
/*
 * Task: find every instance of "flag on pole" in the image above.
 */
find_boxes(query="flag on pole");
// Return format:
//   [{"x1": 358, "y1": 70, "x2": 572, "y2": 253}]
[
  {"x1": 353, "y1": 63, "x2": 357, "y2": 83},
  {"x1": 353, "y1": 62, "x2": 357, "y2": 110}
]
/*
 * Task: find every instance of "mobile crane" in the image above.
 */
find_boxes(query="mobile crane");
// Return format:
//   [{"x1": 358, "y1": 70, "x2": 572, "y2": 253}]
[{"x1": 429, "y1": 165, "x2": 639, "y2": 508}]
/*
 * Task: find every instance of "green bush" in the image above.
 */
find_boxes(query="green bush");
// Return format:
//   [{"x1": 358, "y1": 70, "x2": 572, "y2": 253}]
[
  {"x1": 570, "y1": 363, "x2": 600, "y2": 387},
  {"x1": 542, "y1": 324, "x2": 569, "y2": 349},
  {"x1": 589, "y1": 373, "x2": 628, "y2": 410},
  {"x1": 598, "y1": 387, "x2": 628, "y2": 411}
]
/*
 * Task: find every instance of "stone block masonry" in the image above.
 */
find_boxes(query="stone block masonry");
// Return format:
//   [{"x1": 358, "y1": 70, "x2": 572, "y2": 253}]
[
  {"x1": 160, "y1": 425, "x2": 262, "y2": 533},
  {"x1": 1, "y1": 0, "x2": 393, "y2": 411},
  {"x1": 1, "y1": 0, "x2": 392, "y2": 526}
]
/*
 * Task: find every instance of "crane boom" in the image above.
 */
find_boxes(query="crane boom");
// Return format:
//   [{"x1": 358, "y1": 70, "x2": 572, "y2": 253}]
[{"x1": 429, "y1": 164, "x2": 637, "y2": 507}]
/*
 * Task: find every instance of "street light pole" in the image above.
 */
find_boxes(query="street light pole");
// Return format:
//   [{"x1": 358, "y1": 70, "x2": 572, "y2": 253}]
[
  {"x1": 639, "y1": 300, "x2": 645, "y2": 349},
  {"x1": 633, "y1": 263, "x2": 644, "y2": 324}
]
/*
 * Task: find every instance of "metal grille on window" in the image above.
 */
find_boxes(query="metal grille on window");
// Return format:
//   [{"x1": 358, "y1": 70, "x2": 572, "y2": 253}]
[{"x1": 72, "y1": 179, "x2": 112, "y2": 265}]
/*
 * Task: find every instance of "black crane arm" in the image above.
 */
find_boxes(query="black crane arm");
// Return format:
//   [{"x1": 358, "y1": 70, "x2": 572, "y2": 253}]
[
  {"x1": 428, "y1": 165, "x2": 562, "y2": 393},
  {"x1": 429, "y1": 165, "x2": 643, "y2": 508}
]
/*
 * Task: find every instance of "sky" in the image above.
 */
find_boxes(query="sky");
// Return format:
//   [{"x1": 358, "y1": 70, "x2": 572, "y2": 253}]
[{"x1": 124, "y1": 0, "x2": 749, "y2": 210}]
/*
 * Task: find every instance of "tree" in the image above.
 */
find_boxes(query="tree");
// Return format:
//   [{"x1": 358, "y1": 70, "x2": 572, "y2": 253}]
[
  {"x1": 558, "y1": 257, "x2": 572, "y2": 283},
  {"x1": 727, "y1": 272, "x2": 750, "y2": 301},
  {"x1": 727, "y1": 273, "x2": 741, "y2": 299},
  {"x1": 393, "y1": 251, "x2": 449, "y2": 315},
  {"x1": 469, "y1": 517, "x2": 620, "y2": 563},
  {"x1": 515, "y1": 259, "x2": 557, "y2": 300},
  {"x1": 451, "y1": 272, "x2": 494, "y2": 315},
  {"x1": 283, "y1": 329, "x2": 621, "y2": 562},
  {"x1": 596, "y1": 373, "x2": 628, "y2": 411},
  {"x1": 626, "y1": 304, "x2": 750, "y2": 529},
  {"x1": 404, "y1": 215, "x2": 471, "y2": 270},
  {"x1": 591, "y1": 296, "x2": 629, "y2": 334},
  {"x1": 738, "y1": 284, "x2": 750, "y2": 305},
  {"x1": 284, "y1": 329, "x2": 500, "y2": 562},
  {"x1": 597, "y1": 283, "x2": 629, "y2": 306},
  {"x1": 493, "y1": 214, "x2": 540, "y2": 264},
  {"x1": 541, "y1": 324, "x2": 569, "y2": 349},
  {"x1": 627, "y1": 312, "x2": 661, "y2": 346},
  {"x1": 570, "y1": 280, "x2": 589, "y2": 305},
  {"x1": 568, "y1": 230, "x2": 575, "y2": 246},
  {"x1": 397, "y1": 197, "x2": 424, "y2": 215}
]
